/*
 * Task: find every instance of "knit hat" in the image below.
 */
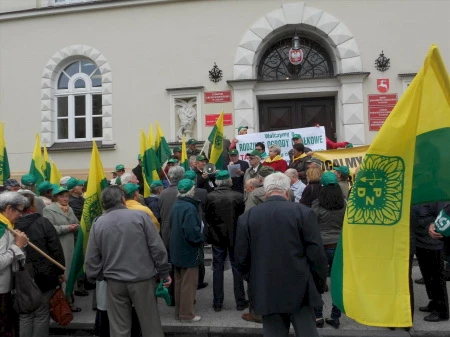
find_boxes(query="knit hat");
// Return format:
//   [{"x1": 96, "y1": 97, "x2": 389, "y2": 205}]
[
  {"x1": 177, "y1": 179, "x2": 194, "y2": 193},
  {"x1": 37, "y1": 181, "x2": 53, "y2": 193},
  {"x1": 66, "y1": 177, "x2": 83, "y2": 190},
  {"x1": 21, "y1": 174, "x2": 36, "y2": 187},
  {"x1": 229, "y1": 149, "x2": 239, "y2": 155},
  {"x1": 52, "y1": 185, "x2": 68, "y2": 196},
  {"x1": 122, "y1": 183, "x2": 139, "y2": 198},
  {"x1": 320, "y1": 171, "x2": 338, "y2": 186},
  {"x1": 215, "y1": 170, "x2": 230, "y2": 180},
  {"x1": 334, "y1": 166, "x2": 350, "y2": 176},
  {"x1": 184, "y1": 170, "x2": 197, "y2": 181},
  {"x1": 258, "y1": 166, "x2": 275, "y2": 177}
]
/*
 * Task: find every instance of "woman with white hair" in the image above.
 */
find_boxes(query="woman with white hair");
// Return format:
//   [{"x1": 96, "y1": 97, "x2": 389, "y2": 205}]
[{"x1": 262, "y1": 145, "x2": 288, "y2": 173}]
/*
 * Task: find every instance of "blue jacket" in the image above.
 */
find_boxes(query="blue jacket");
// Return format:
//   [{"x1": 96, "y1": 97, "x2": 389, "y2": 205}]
[{"x1": 169, "y1": 197, "x2": 205, "y2": 268}]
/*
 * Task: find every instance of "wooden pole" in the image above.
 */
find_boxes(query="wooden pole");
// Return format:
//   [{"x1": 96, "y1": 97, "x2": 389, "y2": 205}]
[{"x1": 7, "y1": 227, "x2": 66, "y2": 271}]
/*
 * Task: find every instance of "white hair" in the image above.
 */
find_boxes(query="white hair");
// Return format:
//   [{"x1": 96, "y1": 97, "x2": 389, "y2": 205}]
[
  {"x1": 284, "y1": 168, "x2": 298, "y2": 180},
  {"x1": 178, "y1": 185, "x2": 196, "y2": 198},
  {"x1": 269, "y1": 144, "x2": 281, "y2": 155},
  {"x1": 189, "y1": 155, "x2": 197, "y2": 165},
  {"x1": 215, "y1": 178, "x2": 232, "y2": 187},
  {"x1": 263, "y1": 172, "x2": 290, "y2": 194},
  {"x1": 120, "y1": 172, "x2": 137, "y2": 185},
  {"x1": 168, "y1": 166, "x2": 185, "y2": 184},
  {"x1": 0, "y1": 192, "x2": 29, "y2": 212}
]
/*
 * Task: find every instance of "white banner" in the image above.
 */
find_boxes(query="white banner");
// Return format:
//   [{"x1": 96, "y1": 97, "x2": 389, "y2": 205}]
[{"x1": 235, "y1": 126, "x2": 326, "y2": 161}]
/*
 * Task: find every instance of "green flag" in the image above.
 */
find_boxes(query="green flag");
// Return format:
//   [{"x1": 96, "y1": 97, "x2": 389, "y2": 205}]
[
  {"x1": 155, "y1": 122, "x2": 172, "y2": 165},
  {"x1": 208, "y1": 111, "x2": 224, "y2": 169},
  {"x1": 42, "y1": 145, "x2": 51, "y2": 181},
  {"x1": 29, "y1": 134, "x2": 45, "y2": 186},
  {"x1": 181, "y1": 135, "x2": 189, "y2": 171},
  {"x1": 0, "y1": 122, "x2": 10, "y2": 185}
]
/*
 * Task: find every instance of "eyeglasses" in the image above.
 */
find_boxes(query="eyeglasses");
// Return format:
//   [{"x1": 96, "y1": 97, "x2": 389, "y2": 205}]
[{"x1": 11, "y1": 206, "x2": 24, "y2": 214}]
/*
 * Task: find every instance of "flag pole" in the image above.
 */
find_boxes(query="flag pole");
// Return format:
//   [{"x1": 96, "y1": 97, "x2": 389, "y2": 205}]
[
  {"x1": 7, "y1": 227, "x2": 65, "y2": 271},
  {"x1": 199, "y1": 140, "x2": 209, "y2": 159}
]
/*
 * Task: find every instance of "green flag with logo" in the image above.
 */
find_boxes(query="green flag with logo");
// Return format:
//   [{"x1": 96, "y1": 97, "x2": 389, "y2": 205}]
[{"x1": 0, "y1": 122, "x2": 10, "y2": 185}]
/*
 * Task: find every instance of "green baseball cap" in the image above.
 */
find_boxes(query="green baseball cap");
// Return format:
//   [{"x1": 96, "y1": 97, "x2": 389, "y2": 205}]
[
  {"x1": 177, "y1": 179, "x2": 194, "y2": 193},
  {"x1": 21, "y1": 174, "x2": 36, "y2": 187},
  {"x1": 173, "y1": 146, "x2": 182, "y2": 153},
  {"x1": 168, "y1": 158, "x2": 178, "y2": 164},
  {"x1": 215, "y1": 170, "x2": 230, "y2": 180},
  {"x1": 238, "y1": 126, "x2": 248, "y2": 134},
  {"x1": 52, "y1": 185, "x2": 68, "y2": 196},
  {"x1": 184, "y1": 170, "x2": 197, "y2": 181},
  {"x1": 150, "y1": 180, "x2": 164, "y2": 189},
  {"x1": 258, "y1": 166, "x2": 275, "y2": 177},
  {"x1": 320, "y1": 171, "x2": 339, "y2": 186},
  {"x1": 334, "y1": 166, "x2": 350, "y2": 176},
  {"x1": 187, "y1": 139, "x2": 197, "y2": 145},
  {"x1": 66, "y1": 177, "x2": 83, "y2": 190},
  {"x1": 37, "y1": 181, "x2": 53, "y2": 193},
  {"x1": 292, "y1": 133, "x2": 302, "y2": 140},
  {"x1": 246, "y1": 150, "x2": 262, "y2": 158},
  {"x1": 78, "y1": 179, "x2": 86, "y2": 186},
  {"x1": 229, "y1": 149, "x2": 239, "y2": 155},
  {"x1": 196, "y1": 155, "x2": 207, "y2": 162},
  {"x1": 115, "y1": 164, "x2": 125, "y2": 171},
  {"x1": 122, "y1": 183, "x2": 139, "y2": 198}
]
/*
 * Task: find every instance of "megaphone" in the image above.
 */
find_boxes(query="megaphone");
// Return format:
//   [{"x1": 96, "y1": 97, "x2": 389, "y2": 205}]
[{"x1": 204, "y1": 163, "x2": 216, "y2": 175}]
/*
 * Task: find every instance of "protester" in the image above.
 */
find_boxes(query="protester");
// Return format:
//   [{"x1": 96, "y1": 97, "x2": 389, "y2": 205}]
[
  {"x1": 243, "y1": 150, "x2": 263, "y2": 192},
  {"x1": 334, "y1": 166, "x2": 350, "y2": 200},
  {"x1": 172, "y1": 147, "x2": 182, "y2": 160},
  {"x1": 85, "y1": 185, "x2": 171, "y2": 337},
  {"x1": 255, "y1": 142, "x2": 268, "y2": 160},
  {"x1": 59, "y1": 176, "x2": 71, "y2": 188},
  {"x1": 227, "y1": 149, "x2": 249, "y2": 194},
  {"x1": 144, "y1": 180, "x2": 164, "y2": 224},
  {"x1": 0, "y1": 192, "x2": 29, "y2": 337},
  {"x1": 111, "y1": 164, "x2": 125, "y2": 185},
  {"x1": 67, "y1": 178, "x2": 85, "y2": 221},
  {"x1": 15, "y1": 192, "x2": 65, "y2": 337},
  {"x1": 284, "y1": 168, "x2": 306, "y2": 202},
  {"x1": 300, "y1": 167, "x2": 323, "y2": 208},
  {"x1": 311, "y1": 172, "x2": 346, "y2": 329},
  {"x1": 263, "y1": 145, "x2": 288, "y2": 173},
  {"x1": 288, "y1": 143, "x2": 309, "y2": 184},
  {"x1": 193, "y1": 155, "x2": 215, "y2": 192},
  {"x1": 245, "y1": 166, "x2": 275, "y2": 211},
  {"x1": 132, "y1": 154, "x2": 144, "y2": 194},
  {"x1": 306, "y1": 157, "x2": 323, "y2": 169},
  {"x1": 205, "y1": 170, "x2": 246, "y2": 313},
  {"x1": 288, "y1": 134, "x2": 312, "y2": 162},
  {"x1": 170, "y1": 179, "x2": 205, "y2": 322},
  {"x1": 229, "y1": 126, "x2": 248, "y2": 150},
  {"x1": 19, "y1": 174, "x2": 45, "y2": 215},
  {"x1": 37, "y1": 181, "x2": 53, "y2": 206},
  {"x1": 235, "y1": 173, "x2": 327, "y2": 337},
  {"x1": 4, "y1": 179, "x2": 20, "y2": 192},
  {"x1": 123, "y1": 183, "x2": 160, "y2": 232},
  {"x1": 187, "y1": 139, "x2": 201, "y2": 157},
  {"x1": 42, "y1": 185, "x2": 80, "y2": 311},
  {"x1": 244, "y1": 178, "x2": 260, "y2": 195}
]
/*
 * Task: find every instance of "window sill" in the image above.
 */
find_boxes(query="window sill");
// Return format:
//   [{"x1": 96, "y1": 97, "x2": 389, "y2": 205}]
[{"x1": 47, "y1": 141, "x2": 116, "y2": 152}]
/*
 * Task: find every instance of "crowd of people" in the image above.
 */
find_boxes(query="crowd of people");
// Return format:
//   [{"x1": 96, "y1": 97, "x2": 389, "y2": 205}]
[{"x1": 0, "y1": 133, "x2": 449, "y2": 337}]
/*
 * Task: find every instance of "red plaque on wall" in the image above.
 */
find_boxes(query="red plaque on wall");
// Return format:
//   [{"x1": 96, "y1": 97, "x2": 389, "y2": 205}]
[
  {"x1": 205, "y1": 91, "x2": 232, "y2": 103},
  {"x1": 205, "y1": 113, "x2": 233, "y2": 126},
  {"x1": 368, "y1": 94, "x2": 398, "y2": 131}
]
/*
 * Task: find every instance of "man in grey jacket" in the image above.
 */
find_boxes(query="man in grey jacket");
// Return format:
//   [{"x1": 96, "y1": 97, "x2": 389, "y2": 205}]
[{"x1": 85, "y1": 186, "x2": 172, "y2": 337}]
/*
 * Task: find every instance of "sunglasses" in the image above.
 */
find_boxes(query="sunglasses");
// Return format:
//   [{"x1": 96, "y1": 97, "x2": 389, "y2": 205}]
[{"x1": 11, "y1": 206, "x2": 24, "y2": 214}]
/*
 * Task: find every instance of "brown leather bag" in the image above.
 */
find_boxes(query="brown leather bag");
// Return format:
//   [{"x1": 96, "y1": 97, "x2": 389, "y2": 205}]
[{"x1": 49, "y1": 288, "x2": 73, "y2": 326}]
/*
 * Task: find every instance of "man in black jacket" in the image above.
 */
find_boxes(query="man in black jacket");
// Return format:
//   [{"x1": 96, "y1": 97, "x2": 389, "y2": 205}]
[
  {"x1": 235, "y1": 172, "x2": 327, "y2": 337},
  {"x1": 226, "y1": 149, "x2": 249, "y2": 194},
  {"x1": 206, "y1": 170, "x2": 246, "y2": 312}
]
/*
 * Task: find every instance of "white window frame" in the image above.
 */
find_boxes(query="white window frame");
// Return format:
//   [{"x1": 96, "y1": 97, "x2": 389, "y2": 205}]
[
  {"x1": 52, "y1": 0, "x2": 101, "y2": 5},
  {"x1": 55, "y1": 61, "x2": 103, "y2": 142}
]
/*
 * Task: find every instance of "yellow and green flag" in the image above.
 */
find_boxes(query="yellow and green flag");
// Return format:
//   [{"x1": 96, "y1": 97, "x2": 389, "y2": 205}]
[
  {"x1": 331, "y1": 44, "x2": 450, "y2": 327},
  {"x1": 42, "y1": 145, "x2": 51, "y2": 181},
  {"x1": 208, "y1": 111, "x2": 224, "y2": 169},
  {"x1": 155, "y1": 121, "x2": 172, "y2": 165},
  {"x1": 181, "y1": 134, "x2": 189, "y2": 171},
  {"x1": 140, "y1": 130, "x2": 151, "y2": 198},
  {"x1": 0, "y1": 122, "x2": 10, "y2": 185},
  {"x1": 66, "y1": 142, "x2": 108, "y2": 297},
  {"x1": 29, "y1": 134, "x2": 45, "y2": 186},
  {"x1": 49, "y1": 161, "x2": 62, "y2": 186}
]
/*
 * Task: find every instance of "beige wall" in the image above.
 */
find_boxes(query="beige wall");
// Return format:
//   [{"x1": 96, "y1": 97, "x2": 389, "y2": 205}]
[{"x1": 1, "y1": 0, "x2": 450, "y2": 175}]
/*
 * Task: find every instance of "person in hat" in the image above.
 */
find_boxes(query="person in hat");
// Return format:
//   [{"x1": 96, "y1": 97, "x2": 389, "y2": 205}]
[
  {"x1": 161, "y1": 158, "x2": 178, "y2": 186},
  {"x1": 235, "y1": 173, "x2": 327, "y2": 336},
  {"x1": 289, "y1": 143, "x2": 309, "y2": 185},
  {"x1": 59, "y1": 176, "x2": 72, "y2": 188},
  {"x1": 43, "y1": 185, "x2": 81, "y2": 312},
  {"x1": 263, "y1": 145, "x2": 288, "y2": 173},
  {"x1": 170, "y1": 179, "x2": 206, "y2": 322},
  {"x1": 288, "y1": 134, "x2": 312, "y2": 162},
  {"x1": 228, "y1": 149, "x2": 249, "y2": 194},
  {"x1": 254, "y1": 142, "x2": 268, "y2": 161},
  {"x1": 66, "y1": 178, "x2": 85, "y2": 222},
  {"x1": 172, "y1": 147, "x2": 182, "y2": 161},
  {"x1": 307, "y1": 157, "x2": 324, "y2": 170},
  {"x1": 132, "y1": 154, "x2": 144, "y2": 194},
  {"x1": 144, "y1": 180, "x2": 165, "y2": 224},
  {"x1": 19, "y1": 174, "x2": 46, "y2": 215},
  {"x1": 243, "y1": 150, "x2": 263, "y2": 197},
  {"x1": 38, "y1": 181, "x2": 54, "y2": 206},
  {"x1": 123, "y1": 183, "x2": 160, "y2": 232},
  {"x1": 187, "y1": 139, "x2": 201, "y2": 157},
  {"x1": 300, "y1": 167, "x2": 323, "y2": 208},
  {"x1": 205, "y1": 170, "x2": 246, "y2": 313},
  {"x1": 311, "y1": 171, "x2": 345, "y2": 329},
  {"x1": 245, "y1": 166, "x2": 275, "y2": 212},
  {"x1": 4, "y1": 178, "x2": 20, "y2": 192},
  {"x1": 111, "y1": 164, "x2": 125, "y2": 185},
  {"x1": 193, "y1": 155, "x2": 215, "y2": 193},
  {"x1": 334, "y1": 166, "x2": 350, "y2": 200},
  {"x1": 229, "y1": 126, "x2": 248, "y2": 150},
  {"x1": 284, "y1": 168, "x2": 306, "y2": 203}
]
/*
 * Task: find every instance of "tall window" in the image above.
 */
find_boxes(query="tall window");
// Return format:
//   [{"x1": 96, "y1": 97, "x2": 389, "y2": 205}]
[
  {"x1": 55, "y1": 60, "x2": 103, "y2": 141},
  {"x1": 258, "y1": 36, "x2": 334, "y2": 81}
]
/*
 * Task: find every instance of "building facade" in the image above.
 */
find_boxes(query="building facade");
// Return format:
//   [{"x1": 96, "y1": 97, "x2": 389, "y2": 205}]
[{"x1": 0, "y1": 0, "x2": 448, "y2": 176}]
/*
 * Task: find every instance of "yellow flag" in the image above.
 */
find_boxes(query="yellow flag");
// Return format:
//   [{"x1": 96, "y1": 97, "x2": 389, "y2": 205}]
[
  {"x1": 49, "y1": 161, "x2": 62, "y2": 185},
  {"x1": 0, "y1": 122, "x2": 10, "y2": 185},
  {"x1": 29, "y1": 134, "x2": 45, "y2": 185},
  {"x1": 140, "y1": 130, "x2": 151, "y2": 198},
  {"x1": 208, "y1": 111, "x2": 224, "y2": 168}
]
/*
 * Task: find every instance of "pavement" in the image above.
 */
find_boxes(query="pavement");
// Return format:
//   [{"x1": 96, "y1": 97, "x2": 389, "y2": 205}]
[{"x1": 50, "y1": 265, "x2": 450, "y2": 337}]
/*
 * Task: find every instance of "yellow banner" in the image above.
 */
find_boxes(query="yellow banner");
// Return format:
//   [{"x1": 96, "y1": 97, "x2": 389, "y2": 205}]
[{"x1": 313, "y1": 145, "x2": 369, "y2": 176}]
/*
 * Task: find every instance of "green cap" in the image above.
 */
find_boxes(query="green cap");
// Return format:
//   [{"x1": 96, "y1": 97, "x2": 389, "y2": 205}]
[
  {"x1": 52, "y1": 185, "x2": 68, "y2": 196},
  {"x1": 246, "y1": 150, "x2": 262, "y2": 158},
  {"x1": 187, "y1": 139, "x2": 197, "y2": 145},
  {"x1": 115, "y1": 164, "x2": 125, "y2": 171},
  {"x1": 215, "y1": 170, "x2": 230, "y2": 180},
  {"x1": 184, "y1": 170, "x2": 197, "y2": 181},
  {"x1": 66, "y1": 177, "x2": 83, "y2": 190},
  {"x1": 196, "y1": 155, "x2": 207, "y2": 162},
  {"x1": 177, "y1": 179, "x2": 194, "y2": 193},
  {"x1": 78, "y1": 179, "x2": 86, "y2": 186},
  {"x1": 238, "y1": 126, "x2": 248, "y2": 134},
  {"x1": 258, "y1": 166, "x2": 275, "y2": 178},
  {"x1": 137, "y1": 154, "x2": 142, "y2": 160},
  {"x1": 150, "y1": 180, "x2": 164, "y2": 189},
  {"x1": 229, "y1": 149, "x2": 239, "y2": 155},
  {"x1": 334, "y1": 166, "x2": 350, "y2": 176},
  {"x1": 173, "y1": 146, "x2": 182, "y2": 153},
  {"x1": 320, "y1": 171, "x2": 339, "y2": 186},
  {"x1": 21, "y1": 174, "x2": 36, "y2": 187},
  {"x1": 292, "y1": 133, "x2": 302, "y2": 140},
  {"x1": 168, "y1": 158, "x2": 178, "y2": 164},
  {"x1": 122, "y1": 183, "x2": 139, "y2": 198},
  {"x1": 37, "y1": 181, "x2": 53, "y2": 193}
]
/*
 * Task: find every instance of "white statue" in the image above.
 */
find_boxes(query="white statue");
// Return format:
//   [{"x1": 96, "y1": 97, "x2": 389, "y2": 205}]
[{"x1": 175, "y1": 97, "x2": 197, "y2": 141}]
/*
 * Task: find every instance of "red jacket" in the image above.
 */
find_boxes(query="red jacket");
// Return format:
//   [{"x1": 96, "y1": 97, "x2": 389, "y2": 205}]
[{"x1": 263, "y1": 159, "x2": 288, "y2": 173}]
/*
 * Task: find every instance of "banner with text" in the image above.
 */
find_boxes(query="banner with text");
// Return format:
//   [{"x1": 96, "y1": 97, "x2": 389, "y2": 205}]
[
  {"x1": 313, "y1": 145, "x2": 369, "y2": 175},
  {"x1": 236, "y1": 127, "x2": 326, "y2": 161}
]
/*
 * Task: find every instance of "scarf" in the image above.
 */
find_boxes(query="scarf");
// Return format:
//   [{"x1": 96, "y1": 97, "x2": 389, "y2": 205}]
[
  {"x1": 0, "y1": 213, "x2": 13, "y2": 239},
  {"x1": 264, "y1": 155, "x2": 283, "y2": 164},
  {"x1": 56, "y1": 202, "x2": 69, "y2": 213},
  {"x1": 293, "y1": 153, "x2": 307, "y2": 162}
]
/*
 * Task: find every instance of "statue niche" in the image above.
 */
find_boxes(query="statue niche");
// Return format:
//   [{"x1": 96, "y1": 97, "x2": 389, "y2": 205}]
[{"x1": 175, "y1": 97, "x2": 197, "y2": 141}]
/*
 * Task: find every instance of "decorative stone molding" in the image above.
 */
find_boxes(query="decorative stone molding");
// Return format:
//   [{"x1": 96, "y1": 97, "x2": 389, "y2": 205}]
[
  {"x1": 40, "y1": 44, "x2": 112, "y2": 146},
  {"x1": 232, "y1": 2, "x2": 367, "y2": 145}
]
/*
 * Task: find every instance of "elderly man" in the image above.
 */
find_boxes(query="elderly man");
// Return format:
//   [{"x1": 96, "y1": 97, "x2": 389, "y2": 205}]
[
  {"x1": 4, "y1": 179, "x2": 20, "y2": 192},
  {"x1": 285, "y1": 168, "x2": 306, "y2": 203},
  {"x1": 206, "y1": 170, "x2": 246, "y2": 312},
  {"x1": 263, "y1": 145, "x2": 288, "y2": 173},
  {"x1": 187, "y1": 139, "x2": 201, "y2": 157},
  {"x1": 123, "y1": 183, "x2": 160, "y2": 232},
  {"x1": 227, "y1": 149, "x2": 249, "y2": 194},
  {"x1": 144, "y1": 180, "x2": 164, "y2": 224},
  {"x1": 111, "y1": 164, "x2": 126, "y2": 185},
  {"x1": 245, "y1": 166, "x2": 275, "y2": 211},
  {"x1": 235, "y1": 173, "x2": 327, "y2": 337},
  {"x1": 85, "y1": 186, "x2": 171, "y2": 337},
  {"x1": 66, "y1": 178, "x2": 85, "y2": 221},
  {"x1": 172, "y1": 147, "x2": 182, "y2": 161},
  {"x1": 289, "y1": 144, "x2": 309, "y2": 185},
  {"x1": 243, "y1": 150, "x2": 263, "y2": 189},
  {"x1": 306, "y1": 157, "x2": 323, "y2": 169},
  {"x1": 193, "y1": 155, "x2": 215, "y2": 192},
  {"x1": 19, "y1": 174, "x2": 45, "y2": 215}
]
